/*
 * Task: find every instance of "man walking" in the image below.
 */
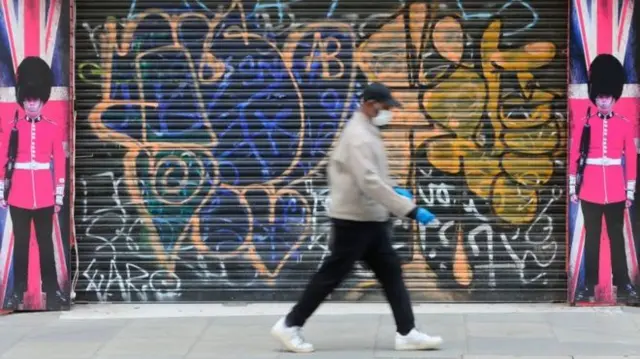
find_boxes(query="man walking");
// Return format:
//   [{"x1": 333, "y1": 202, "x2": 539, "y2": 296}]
[{"x1": 271, "y1": 83, "x2": 443, "y2": 353}]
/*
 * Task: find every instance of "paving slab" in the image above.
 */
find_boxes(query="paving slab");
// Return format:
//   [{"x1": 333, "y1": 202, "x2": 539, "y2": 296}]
[
  {"x1": 0, "y1": 303, "x2": 639, "y2": 358},
  {"x1": 1, "y1": 339, "x2": 103, "y2": 359},
  {"x1": 96, "y1": 337, "x2": 197, "y2": 357}
]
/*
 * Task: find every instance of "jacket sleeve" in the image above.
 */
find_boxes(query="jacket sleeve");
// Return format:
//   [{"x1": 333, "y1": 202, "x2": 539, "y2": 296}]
[
  {"x1": 0, "y1": 117, "x2": 8, "y2": 180},
  {"x1": 0, "y1": 117, "x2": 9, "y2": 198},
  {"x1": 568, "y1": 116, "x2": 584, "y2": 195},
  {"x1": 53, "y1": 121, "x2": 66, "y2": 199},
  {"x1": 386, "y1": 175, "x2": 398, "y2": 188},
  {"x1": 625, "y1": 119, "x2": 637, "y2": 200},
  {"x1": 347, "y1": 140, "x2": 416, "y2": 218}
]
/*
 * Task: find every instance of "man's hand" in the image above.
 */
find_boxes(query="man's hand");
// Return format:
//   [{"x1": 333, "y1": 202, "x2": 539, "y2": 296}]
[
  {"x1": 415, "y1": 207, "x2": 436, "y2": 225},
  {"x1": 394, "y1": 187, "x2": 413, "y2": 200},
  {"x1": 55, "y1": 194, "x2": 63, "y2": 212},
  {"x1": 570, "y1": 195, "x2": 579, "y2": 203},
  {"x1": 626, "y1": 200, "x2": 633, "y2": 208},
  {"x1": 0, "y1": 181, "x2": 5, "y2": 208}
]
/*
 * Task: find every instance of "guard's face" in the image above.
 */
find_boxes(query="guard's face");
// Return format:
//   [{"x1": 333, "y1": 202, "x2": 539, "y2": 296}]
[
  {"x1": 24, "y1": 97, "x2": 43, "y2": 118},
  {"x1": 595, "y1": 95, "x2": 615, "y2": 112}
]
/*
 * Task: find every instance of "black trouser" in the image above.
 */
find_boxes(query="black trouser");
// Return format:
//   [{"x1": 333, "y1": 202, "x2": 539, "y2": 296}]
[
  {"x1": 581, "y1": 200, "x2": 630, "y2": 288},
  {"x1": 286, "y1": 218, "x2": 415, "y2": 335},
  {"x1": 10, "y1": 206, "x2": 58, "y2": 297}
]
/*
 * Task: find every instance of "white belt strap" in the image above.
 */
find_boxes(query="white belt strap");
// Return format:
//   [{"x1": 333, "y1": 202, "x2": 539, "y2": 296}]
[
  {"x1": 14, "y1": 161, "x2": 50, "y2": 170},
  {"x1": 585, "y1": 157, "x2": 622, "y2": 166}
]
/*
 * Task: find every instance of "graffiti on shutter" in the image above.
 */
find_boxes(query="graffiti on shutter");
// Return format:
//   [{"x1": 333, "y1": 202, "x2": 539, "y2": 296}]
[{"x1": 75, "y1": 0, "x2": 567, "y2": 302}]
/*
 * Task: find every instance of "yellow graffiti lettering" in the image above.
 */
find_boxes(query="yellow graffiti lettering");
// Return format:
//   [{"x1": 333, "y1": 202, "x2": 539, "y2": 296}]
[
  {"x1": 356, "y1": 3, "x2": 563, "y2": 225},
  {"x1": 462, "y1": 147, "x2": 502, "y2": 200},
  {"x1": 501, "y1": 154, "x2": 554, "y2": 187},
  {"x1": 355, "y1": 2, "x2": 428, "y2": 87},
  {"x1": 491, "y1": 174, "x2": 538, "y2": 223},
  {"x1": 502, "y1": 120, "x2": 560, "y2": 155},
  {"x1": 500, "y1": 90, "x2": 556, "y2": 129},
  {"x1": 432, "y1": 16, "x2": 464, "y2": 64},
  {"x1": 482, "y1": 18, "x2": 557, "y2": 153},
  {"x1": 424, "y1": 69, "x2": 486, "y2": 138},
  {"x1": 381, "y1": 90, "x2": 445, "y2": 185}
]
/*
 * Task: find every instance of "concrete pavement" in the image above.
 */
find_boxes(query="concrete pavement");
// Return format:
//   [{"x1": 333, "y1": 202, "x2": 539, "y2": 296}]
[{"x1": 1, "y1": 303, "x2": 640, "y2": 358}]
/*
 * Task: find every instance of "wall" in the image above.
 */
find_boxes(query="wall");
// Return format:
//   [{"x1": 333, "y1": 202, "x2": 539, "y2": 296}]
[
  {"x1": 567, "y1": 0, "x2": 640, "y2": 305},
  {"x1": 0, "y1": 0, "x2": 72, "y2": 311},
  {"x1": 74, "y1": 0, "x2": 568, "y2": 302}
]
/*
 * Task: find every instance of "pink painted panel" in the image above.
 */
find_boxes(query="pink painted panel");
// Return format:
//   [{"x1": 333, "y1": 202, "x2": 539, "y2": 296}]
[
  {"x1": 0, "y1": 0, "x2": 72, "y2": 311},
  {"x1": 568, "y1": 0, "x2": 640, "y2": 306}
]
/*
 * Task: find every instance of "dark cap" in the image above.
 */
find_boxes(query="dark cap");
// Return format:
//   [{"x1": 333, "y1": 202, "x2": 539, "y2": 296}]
[{"x1": 361, "y1": 82, "x2": 402, "y2": 108}]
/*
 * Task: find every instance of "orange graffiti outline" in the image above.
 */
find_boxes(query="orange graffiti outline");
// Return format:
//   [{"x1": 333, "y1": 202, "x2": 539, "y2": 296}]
[
  {"x1": 240, "y1": 184, "x2": 311, "y2": 281},
  {"x1": 123, "y1": 144, "x2": 221, "y2": 271},
  {"x1": 281, "y1": 22, "x2": 357, "y2": 184}
]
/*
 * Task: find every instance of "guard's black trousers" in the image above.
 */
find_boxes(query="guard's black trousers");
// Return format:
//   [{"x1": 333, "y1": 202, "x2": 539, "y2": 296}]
[
  {"x1": 10, "y1": 205, "x2": 58, "y2": 297},
  {"x1": 581, "y1": 200, "x2": 631, "y2": 288},
  {"x1": 286, "y1": 218, "x2": 415, "y2": 335}
]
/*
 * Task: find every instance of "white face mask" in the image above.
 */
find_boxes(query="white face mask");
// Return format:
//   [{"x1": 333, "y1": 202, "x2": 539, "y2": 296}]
[{"x1": 372, "y1": 110, "x2": 393, "y2": 127}]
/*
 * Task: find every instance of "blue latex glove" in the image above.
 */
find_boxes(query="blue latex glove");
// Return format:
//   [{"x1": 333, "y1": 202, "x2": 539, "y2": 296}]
[
  {"x1": 394, "y1": 187, "x2": 413, "y2": 200},
  {"x1": 415, "y1": 208, "x2": 435, "y2": 225}
]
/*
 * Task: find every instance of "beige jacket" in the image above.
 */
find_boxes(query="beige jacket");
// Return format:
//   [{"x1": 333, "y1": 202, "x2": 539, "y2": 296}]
[{"x1": 327, "y1": 111, "x2": 416, "y2": 222}]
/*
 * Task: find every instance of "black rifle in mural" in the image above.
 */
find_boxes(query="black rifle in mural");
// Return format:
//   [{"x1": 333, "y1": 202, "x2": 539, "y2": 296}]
[
  {"x1": 575, "y1": 107, "x2": 592, "y2": 195},
  {"x1": 3, "y1": 110, "x2": 19, "y2": 199}
]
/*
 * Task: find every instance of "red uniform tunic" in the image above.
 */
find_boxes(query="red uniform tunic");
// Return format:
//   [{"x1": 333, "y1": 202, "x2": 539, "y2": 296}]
[
  {"x1": 569, "y1": 112, "x2": 637, "y2": 204},
  {"x1": 0, "y1": 115, "x2": 66, "y2": 209}
]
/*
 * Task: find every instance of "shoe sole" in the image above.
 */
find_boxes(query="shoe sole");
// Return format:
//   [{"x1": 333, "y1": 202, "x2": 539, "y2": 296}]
[
  {"x1": 395, "y1": 338, "x2": 443, "y2": 351},
  {"x1": 270, "y1": 327, "x2": 315, "y2": 353}
]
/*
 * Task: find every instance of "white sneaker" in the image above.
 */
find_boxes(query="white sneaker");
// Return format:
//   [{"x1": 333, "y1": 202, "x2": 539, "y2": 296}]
[
  {"x1": 270, "y1": 317, "x2": 315, "y2": 353},
  {"x1": 395, "y1": 328, "x2": 443, "y2": 350}
]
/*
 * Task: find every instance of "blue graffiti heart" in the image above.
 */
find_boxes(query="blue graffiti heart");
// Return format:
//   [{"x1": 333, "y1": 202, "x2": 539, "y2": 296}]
[
  {"x1": 242, "y1": 186, "x2": 309, "y2": 275},
  {"x1": 198, "y1": 186, "x2": 251, "y2": 255}
]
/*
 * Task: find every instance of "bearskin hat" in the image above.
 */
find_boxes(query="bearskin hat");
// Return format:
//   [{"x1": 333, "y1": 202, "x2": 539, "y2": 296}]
[
  {"x1": 15, "y1": 56, "x2": 53, "y2": 107},
  {"x1": 588, "y1": 54, "x2": 625, "y2": 104}
]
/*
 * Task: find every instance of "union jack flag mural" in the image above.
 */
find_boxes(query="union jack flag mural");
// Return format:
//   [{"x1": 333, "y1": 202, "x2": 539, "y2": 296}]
[
  {"x1": 0, "y1": 0, "x2": 71, "y2": 311},
  {"x1": 568, "y1": 0, "x2": 640, "y2": 305}
]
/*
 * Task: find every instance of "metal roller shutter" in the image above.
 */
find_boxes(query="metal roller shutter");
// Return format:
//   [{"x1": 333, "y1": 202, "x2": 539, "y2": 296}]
[{"x1": 74, "y1": 0, "x2": 568, "y2": 303}]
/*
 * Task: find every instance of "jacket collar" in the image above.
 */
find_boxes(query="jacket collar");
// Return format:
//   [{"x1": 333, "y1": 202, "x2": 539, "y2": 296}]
[
  {"x1": 23, "y1": 115, "x2": 42, "y2": 123},
  {"x1": 597, "y1": 111, "x2": 614, "y2": 120},
  {"x1": 352, "y1": 110, "x2": 380, "y2": 137}
]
